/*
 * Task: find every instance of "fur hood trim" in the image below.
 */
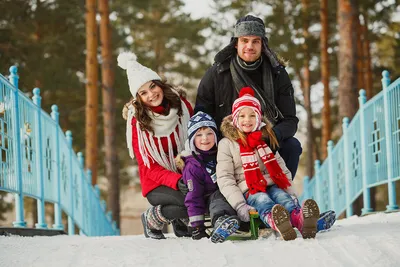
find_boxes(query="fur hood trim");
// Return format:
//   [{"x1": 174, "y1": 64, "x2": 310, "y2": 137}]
[{"x1": 174, "y1": 140, "x2": 193, "y2": 172}]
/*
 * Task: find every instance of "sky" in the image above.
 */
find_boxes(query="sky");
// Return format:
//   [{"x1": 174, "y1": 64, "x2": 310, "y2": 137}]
[
  {"x1": 1, "y1": 212, "x2": 400, "y2": 267},
  {"x1": 182, "y1": 0, "x2": 213, "y2": 19}
]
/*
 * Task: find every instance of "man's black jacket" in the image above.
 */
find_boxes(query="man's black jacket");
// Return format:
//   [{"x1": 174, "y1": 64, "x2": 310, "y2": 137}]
[{"x1": 195, "y1": 55, "x2": 299, "y2": 143}]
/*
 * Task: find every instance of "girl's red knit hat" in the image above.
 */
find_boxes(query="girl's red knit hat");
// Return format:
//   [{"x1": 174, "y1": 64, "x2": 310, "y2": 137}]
[{"x1": 232, "y1": 87, "x2": 262, "y2": 131}]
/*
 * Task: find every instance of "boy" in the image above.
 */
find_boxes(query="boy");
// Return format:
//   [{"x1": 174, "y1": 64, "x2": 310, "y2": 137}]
[{"x1": 176, "y1": 111, "x2": 240, "y2": 241}]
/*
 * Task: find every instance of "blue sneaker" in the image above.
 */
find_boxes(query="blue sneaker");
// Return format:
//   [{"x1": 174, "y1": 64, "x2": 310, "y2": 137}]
[
  {"x1": 210, "y1": 215, "x2": 240, "y2": 243},
  {"x1": 317, "y1": 210, "x2": 336, "y2": 232}
]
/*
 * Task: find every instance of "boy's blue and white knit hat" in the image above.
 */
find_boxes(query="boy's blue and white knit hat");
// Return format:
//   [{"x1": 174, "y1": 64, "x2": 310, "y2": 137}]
[{"x1": 187, "y1": 111, "x2": 218, "y2": 151}]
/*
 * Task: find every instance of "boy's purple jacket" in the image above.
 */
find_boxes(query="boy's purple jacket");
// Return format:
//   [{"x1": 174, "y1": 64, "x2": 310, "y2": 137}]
[{"x1": 181, "y1": 154, "x2": 218, "y2": 227}]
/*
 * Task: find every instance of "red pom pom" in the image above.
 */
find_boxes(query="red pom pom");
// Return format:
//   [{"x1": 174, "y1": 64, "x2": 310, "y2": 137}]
[{"x1": 239, "y1": 87, "x2": 255, "y2": 97}]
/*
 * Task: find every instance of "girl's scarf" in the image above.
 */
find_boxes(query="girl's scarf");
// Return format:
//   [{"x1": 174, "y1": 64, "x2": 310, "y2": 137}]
[{"x1": 237, "y1": 131, "x2": 291, "y2": 195}]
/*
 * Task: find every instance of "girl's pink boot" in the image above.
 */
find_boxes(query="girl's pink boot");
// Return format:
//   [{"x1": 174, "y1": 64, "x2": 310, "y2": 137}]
[
  {"x1": 291, "y1": 199, "x2": 320, "y2": 239},
  {"x1": 266, "y1": 204, "x2": 297, "y2": 241}
]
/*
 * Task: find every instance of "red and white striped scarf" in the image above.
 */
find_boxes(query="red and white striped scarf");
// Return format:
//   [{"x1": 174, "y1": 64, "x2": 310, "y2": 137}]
[
  {"x1": 237, "y1": 131, "x2": 291, "y2": 195},
  {"x1": 125, "y1": 99, "x2": 190, "y2": 172}
]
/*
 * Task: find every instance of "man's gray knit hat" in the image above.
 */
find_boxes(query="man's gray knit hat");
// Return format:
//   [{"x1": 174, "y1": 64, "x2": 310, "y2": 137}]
[
  {"x1": 234, "y1": 15, "x2": 266, "y2": 38},
  {"x1": 214, "y1": 14, "x2": 281, "y2": 69}
]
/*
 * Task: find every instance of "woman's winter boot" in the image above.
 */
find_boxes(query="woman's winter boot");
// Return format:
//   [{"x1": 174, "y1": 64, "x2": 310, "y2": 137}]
[
  {"x1": 266, "y1": 204, "x2": 297, "y2": 241},
  {"x1": 141, "y1": 205, "x2": 169, "y2": 239}
]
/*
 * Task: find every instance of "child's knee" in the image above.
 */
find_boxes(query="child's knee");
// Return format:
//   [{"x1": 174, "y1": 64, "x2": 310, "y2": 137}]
[{"x1": 253, "y1": 193, "x2": 273, "y2": 206}]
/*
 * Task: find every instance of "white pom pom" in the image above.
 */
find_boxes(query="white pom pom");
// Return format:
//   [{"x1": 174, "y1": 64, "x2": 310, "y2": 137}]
[{"x1": 117, "y1": 52, "x2": 138, "y2": 70}]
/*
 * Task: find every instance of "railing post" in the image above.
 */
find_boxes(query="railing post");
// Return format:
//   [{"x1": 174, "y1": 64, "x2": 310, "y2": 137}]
[
  {"x1": 8, "y1": 66, "x2": 26, "y2": 227},
  {"x1": 94, "y1": 184, "x2": 100, "y2": 236},
  {"x1": 314, "y1": 160, "x2": 322, "y2": 208},
  {"x1": 51, "y1": 105, "x2": 64, "y2": 230},
  {"x1": 107, "y1": 211, "x2": 112, "y2": 222},
  {"x1": 302, "y1": 176, "x2": 309, "y2": 200},
  {"x1": 359, "y1": 89, "x2": 373, "y2": 215},
  {"x1": 106, "y1": 211, "x2": 112, "y2": 236},
  {"x1": 328, "y1": 140, "x2": 336, "y2": 213},
  {"x1": 66, "y1": 130, "x2": 75, "y2": 235},
  {"x1": 101, "y1": 199, "x2": 107, "y2": 236},
  {"x1": 382, "y1": 70, "x2": 399, "y2": 211},
  {"x1": 32, "y1": 88, "x2": 47, "y2": 229},
  {"x1": 77, "y1": 152, "x2": 85, "y2": 236},
  {"x1": 342, "y1": 117, "x2": 353, "y2": 217},
  {"x1": 112, "y1": 221, "x2": 117, "y2": 236},
  {"x1": 87, "y1": 169, "x2": 93, "y2": 236}
]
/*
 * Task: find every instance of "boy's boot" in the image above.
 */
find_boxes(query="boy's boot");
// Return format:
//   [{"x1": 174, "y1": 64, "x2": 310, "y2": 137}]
[
  {"x1": 172, "y1": 218, "x2": 191, "y2": 237},
  {"x1": 189, "y1": 224, "x2": 210, "y2": 240},
  {"x1": 210, "y1": 215, "x2": 240, "y2": 243},
  {"x1": 141, "y1": 205, "x2": 169, "y2": 239},
  {"x1": 317, "y1": 210, "x2": 336, "y2": 232},
  {"x1": 266, "y1": 204, "x2": 297, "y2": 241},
  {"x1": 291, "y1": 199, "x2": 320, "y2": 239}
]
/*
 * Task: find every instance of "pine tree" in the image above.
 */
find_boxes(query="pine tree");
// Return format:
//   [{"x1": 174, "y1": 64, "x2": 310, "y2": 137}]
[
  {"x1": 320, "y1": 0, "x2": 331, "y2": 159},
  {"x1": 85, "y1": 0, "x2": 99, "y2": 184},
  {"x1": 300, "y1": 0, "x2": 314, "y2": 177},
  {"x1": 0, "y1": 0, "x2": 88, "y2": 223},
  {"x1": 99, "y1": 0, "x2": 120, "y2": 227},
  {"x1": 112, "y1": 0, "x2": 212, "y2": 90},
  {"x1": 0, "y1": 0, "x2": 87, "y2": 148},
  {"x1": 338, "y1": 0, "x2": 358, "y2": 121}
]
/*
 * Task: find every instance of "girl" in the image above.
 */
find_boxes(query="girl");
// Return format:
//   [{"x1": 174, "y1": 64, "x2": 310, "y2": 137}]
[
  {"x1": 216, "y1": 87, "x2": 320, "y2": 241},
  {"x1": 119, "y1": 52, "x2": 193, "y2": 239}
]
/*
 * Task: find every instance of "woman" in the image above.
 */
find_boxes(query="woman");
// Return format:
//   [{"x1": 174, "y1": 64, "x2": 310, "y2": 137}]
[{"x1": 118, "y1": 52, "x2": 193, "y2": 239}]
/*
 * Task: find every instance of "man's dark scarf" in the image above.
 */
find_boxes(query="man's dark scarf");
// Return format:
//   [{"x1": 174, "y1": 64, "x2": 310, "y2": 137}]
[{"x1": 230, "y1": 41, "x2": 284, "y2": 124}]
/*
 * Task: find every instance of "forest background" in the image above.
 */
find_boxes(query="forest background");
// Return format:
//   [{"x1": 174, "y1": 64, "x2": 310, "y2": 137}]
[{"x1": 0, "y1": 0, "x2": 399, "y2": 234}]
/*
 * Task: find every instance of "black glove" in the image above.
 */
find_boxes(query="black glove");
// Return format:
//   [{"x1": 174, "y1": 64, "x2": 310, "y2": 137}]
[
  {"x1": 190, "y1": 225, "x2": 209, "y2": 240},
  {"x1": 177, "y1": 178, "x2": 189, "y2": 195}
]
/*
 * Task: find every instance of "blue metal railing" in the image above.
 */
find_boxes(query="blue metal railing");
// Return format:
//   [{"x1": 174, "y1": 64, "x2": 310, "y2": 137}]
[
  {"x1": 300, "y1": 70, "x2": 400, "y2": 217},
  {"x1": 0, "y1": 66, "x2": 119, "y2": 236}
]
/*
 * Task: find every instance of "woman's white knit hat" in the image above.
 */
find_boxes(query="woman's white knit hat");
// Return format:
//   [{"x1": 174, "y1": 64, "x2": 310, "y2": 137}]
[{"x1": 117, "y1": 52, "x2": 161, "y2": 97}]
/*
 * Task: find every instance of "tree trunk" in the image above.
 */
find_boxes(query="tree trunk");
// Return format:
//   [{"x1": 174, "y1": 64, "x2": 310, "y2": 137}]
[
  {"x1": 99, "y1": 0, "x2": 120, "y2": 227},
  {"x1": 34, "y1": 0, "x2": 42, "y2": 92},
  {"x1": 85, "y1": 0, "x2": 99, "y2": 184},
  {"x1": 301, "y1": 0, "x2": 313, "y2": 178},
  {"x1": 352, "y1": 1, "x2": 363, "y2": 97},
  {"x1": 355, "y1": 17, "x2": 364, "y2": 92},
  {"x1": 153, "y1": 9, "x2": 162, "y2": 73},
  {"x1": 338, "y1": 0, "x2": 358, "y2": 122},
  {"x1": 361, "y1": 13, "x2": 373, "y2": 99},
  {"x1": 320, "y1": 0, "x2": 331, "y2": 160}
]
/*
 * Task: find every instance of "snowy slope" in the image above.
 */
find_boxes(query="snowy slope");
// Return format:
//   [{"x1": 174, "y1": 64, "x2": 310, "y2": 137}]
[{"x1": 1, "y1": 212, "x2": 399, "y2": 267}]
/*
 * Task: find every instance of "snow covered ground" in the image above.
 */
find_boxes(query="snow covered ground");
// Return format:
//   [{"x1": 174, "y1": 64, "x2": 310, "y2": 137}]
[{"x1": 1, "y1": 212, "x2": 399, "y2": 267}]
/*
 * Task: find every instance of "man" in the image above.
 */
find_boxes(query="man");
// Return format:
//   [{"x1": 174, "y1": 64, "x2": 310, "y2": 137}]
[
  {"x1": 195, "y1": 15, "x2": 301, "y2": 179},
  {"x1": 195, "y1": 15, "x2": 336, "y2": 238}
]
